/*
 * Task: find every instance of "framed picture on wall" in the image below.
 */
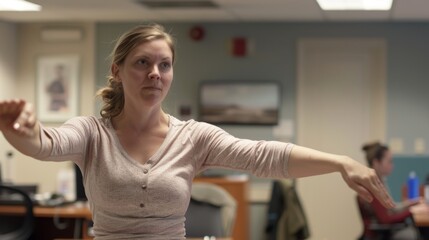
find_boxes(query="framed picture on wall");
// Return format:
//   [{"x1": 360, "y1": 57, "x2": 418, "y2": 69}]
[
  {"x1": 199, "y1": 81, "x2": 280, "y2": 125},
  {"x1": 36, "y1": 55, "x2": 79, "y2": 122}
]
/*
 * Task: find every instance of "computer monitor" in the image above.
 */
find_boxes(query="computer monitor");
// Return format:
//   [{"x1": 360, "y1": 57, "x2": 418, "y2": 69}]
[{"x1": 74, "y1": 164, "x2": 87, "y2": 201}]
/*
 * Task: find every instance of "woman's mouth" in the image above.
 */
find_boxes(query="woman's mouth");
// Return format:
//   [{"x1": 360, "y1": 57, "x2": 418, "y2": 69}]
[{"x1": 143, "y1": 86, "x2": 161, "y2": 91}]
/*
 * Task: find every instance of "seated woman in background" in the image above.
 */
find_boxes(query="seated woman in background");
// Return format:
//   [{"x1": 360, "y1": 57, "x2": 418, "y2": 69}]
[{"x1": 360, "y1": 142, "x2": 423, "y2": 240}]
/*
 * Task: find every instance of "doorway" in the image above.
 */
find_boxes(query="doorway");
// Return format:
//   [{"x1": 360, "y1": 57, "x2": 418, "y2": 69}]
[{"x1": 296, "y1": 39, "x2": 386, "y2": 240}]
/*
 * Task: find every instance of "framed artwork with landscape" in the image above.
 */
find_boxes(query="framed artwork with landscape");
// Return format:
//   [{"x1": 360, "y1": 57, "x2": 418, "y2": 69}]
[
  {"x1": 36, "y1": 55, "x2": 79, "y2": 123},
  {"x1": 199, "y1": 81, "x2": 280, "y2": 125}
]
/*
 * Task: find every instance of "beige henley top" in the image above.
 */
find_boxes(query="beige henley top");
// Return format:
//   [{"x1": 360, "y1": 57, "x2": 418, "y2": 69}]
[{"x1": 35, "y1": 115, "x2": 294, "y2": 239}]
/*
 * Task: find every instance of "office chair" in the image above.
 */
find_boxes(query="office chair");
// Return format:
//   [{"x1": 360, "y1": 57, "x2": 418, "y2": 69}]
[
  {"x1": 185, "y1": 182, "x2": 237, "y2": 238},
  {"x1": 356, "y1": 195, "x2": 409, "y2": 240},
  {"x1": 0, "y1": 185, "x2": 35, "y2": 240}
]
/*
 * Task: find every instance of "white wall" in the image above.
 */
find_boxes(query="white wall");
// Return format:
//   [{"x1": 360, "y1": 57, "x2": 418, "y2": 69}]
[
  {"x1": 12, "y1": 22, "x2": 95, "y2": 193},
  {"x1": 0, "y1": 22, "x2": 16, "y2": 98},
  {"x1": 0, "y1": 21, "x2": 17, "y2": 182}
]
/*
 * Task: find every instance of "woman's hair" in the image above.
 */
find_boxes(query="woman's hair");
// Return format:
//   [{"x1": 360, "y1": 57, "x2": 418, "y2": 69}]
[
  {"x1": 362, "y1": 142, "x2": 389, "y2": 167},
  {"x1": 96, "y1": 23, "x2": 175, "y2": 118}
]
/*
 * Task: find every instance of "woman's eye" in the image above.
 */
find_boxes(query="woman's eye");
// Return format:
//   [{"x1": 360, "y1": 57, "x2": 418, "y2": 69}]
[
  {"x1": 137, "y1": 59, "x2": 148, "y2": 65},
  {"x1": 160, "y1": 62, "x2": 171, "y2": 71}
]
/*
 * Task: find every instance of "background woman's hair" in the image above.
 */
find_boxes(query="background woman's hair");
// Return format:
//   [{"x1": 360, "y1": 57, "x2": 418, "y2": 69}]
[
  {"x1": 96, "y1": 23, "x2": 176, "y2": 118},
  {"x1": 362, "y1": 142, "x2": 389, "y2": 167}
]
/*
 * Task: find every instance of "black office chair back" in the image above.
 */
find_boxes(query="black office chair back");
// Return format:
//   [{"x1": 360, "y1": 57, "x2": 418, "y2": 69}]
[
  {"x1": 185, "y1": 198, "x2": 224, "y2": 237},
  {"x1": 0, "y1": 185, "x2": 34, "y2": 240},
  {"x1": 185, "y1": 182, "x2": 237, "y2": 238}
]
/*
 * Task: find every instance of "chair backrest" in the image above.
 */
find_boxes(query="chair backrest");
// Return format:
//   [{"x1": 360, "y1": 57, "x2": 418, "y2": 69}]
[
  {"x1": 356, "y1": 196, "x2": 375, "y2": 228},
  {"x1": 0, "y1": 185, "x2": 34, "y2": 240},
  {"x1": 185, "y1": 198, "x2": 224, "y2": 237},
  {"x1": 356, "y1": 195, "x2": 386, "y2": 240},
  {"x1": 185, "y1": 182, "x2": 237, "y2": 238},
  {"x1": 355, "y1": 195, "x2": 408, "y2": 240}
]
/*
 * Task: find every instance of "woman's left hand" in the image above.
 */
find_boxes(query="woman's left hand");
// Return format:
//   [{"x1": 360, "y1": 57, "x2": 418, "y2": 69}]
[{"x1": 340, "y1": 157, "x2": 395, "y2": 209}]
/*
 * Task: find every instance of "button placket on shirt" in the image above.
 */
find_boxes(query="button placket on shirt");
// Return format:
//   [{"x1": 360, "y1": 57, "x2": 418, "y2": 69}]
[{"x1": 140, "y1": 161, "x2": 151, "y2": 208}]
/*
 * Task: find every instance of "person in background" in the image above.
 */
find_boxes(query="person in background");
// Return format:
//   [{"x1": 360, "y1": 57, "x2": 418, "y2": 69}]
[
  {"x1": 360, "y1": 142, "x2": 424, "y2": 240},
  {"x1": 0, "y1": 24, "x2": 394, "y2": 240}
]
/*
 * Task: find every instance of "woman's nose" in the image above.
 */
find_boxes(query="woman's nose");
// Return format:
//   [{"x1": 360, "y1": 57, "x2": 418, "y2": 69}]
[{"x1": 148, "y1": 65, "x2": 160, "y2": 80}]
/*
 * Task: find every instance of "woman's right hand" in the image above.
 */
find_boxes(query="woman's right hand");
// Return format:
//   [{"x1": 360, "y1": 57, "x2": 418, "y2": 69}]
[{"x1": 0, "y1": 99, "x2": 37, "y2": 137}]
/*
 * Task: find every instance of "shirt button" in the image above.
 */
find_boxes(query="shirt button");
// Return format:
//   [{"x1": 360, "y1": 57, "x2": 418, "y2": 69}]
[
  {"x1": 143, "y1": 169, "x2": 148, "y2": 174},
  {"x1": 140, "y1": 203, "x2": 145, "y2": 208},
  {"x1": 142, "y1": 184, "x2": 147, "y2": 190}
]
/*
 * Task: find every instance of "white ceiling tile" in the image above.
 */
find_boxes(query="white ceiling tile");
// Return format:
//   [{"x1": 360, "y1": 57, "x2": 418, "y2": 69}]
[
  {"x1": 325, "y1": 11, "x2": 391, "y2": 21},
  {"x1": 32, "y1": 0, "x2": 134, "y2": 10},
  {"x1": 154, "y1": 9, "x2": 235, "y2": 21},
  {"x1": 227, "y1": 0, "x2": 324, "y2": 21},
  {"x1": 392, "y1": 0, "x2": 429, "y2": 20},
  {"x1": 1, "y1": 0, "x2": 429, "y2": 22},
  {"x1": 215, "y1": 0, "x2": 302, "y2": 5}
]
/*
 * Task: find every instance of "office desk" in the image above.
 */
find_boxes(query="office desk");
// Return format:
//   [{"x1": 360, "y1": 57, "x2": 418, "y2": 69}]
[{"x1": 0, "y1": 202, "x2": 93, "y2": 239}]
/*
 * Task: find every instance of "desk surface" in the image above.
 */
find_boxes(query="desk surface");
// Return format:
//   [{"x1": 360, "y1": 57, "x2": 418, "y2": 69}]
[
  {"x1": 0, "y1": 202, "x2": 93, "y2": 239},
  {"x1": 0, "y1": 202, "x2": 92, "y2": 219},
  {"x1": 1, "y1": 204, "x2": 235, "y2": 240},
  {"x1": 1, "y1": 177, "x2": 245, "y2": 239}
]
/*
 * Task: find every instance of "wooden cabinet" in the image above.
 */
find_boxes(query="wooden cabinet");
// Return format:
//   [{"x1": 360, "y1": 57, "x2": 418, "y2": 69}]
[{"x1": 193, "y1": 176, "x2": 249, "y2": 240}]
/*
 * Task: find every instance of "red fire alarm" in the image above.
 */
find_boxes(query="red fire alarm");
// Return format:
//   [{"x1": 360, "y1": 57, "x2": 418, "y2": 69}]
[
  {"x1": 189, "y1": 26, "x2": 205, "y2": 41},
  {"x1": 231, "y1": 37, "x2": 247, "y2": 57}
]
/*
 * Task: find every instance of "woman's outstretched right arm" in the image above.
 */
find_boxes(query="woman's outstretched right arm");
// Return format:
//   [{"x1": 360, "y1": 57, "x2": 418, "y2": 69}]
[{"x1": 0, "y1": 99, "x2": 52, "y2": 157}]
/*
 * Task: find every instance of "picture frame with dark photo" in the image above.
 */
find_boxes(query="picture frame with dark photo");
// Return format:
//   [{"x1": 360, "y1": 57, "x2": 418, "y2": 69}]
[
  {"x1": 36, "y1": 55, "x2": 79, "y2": 123},
  {"x1": 199, "y1": 81, "x2": 281, "y2": 125}
]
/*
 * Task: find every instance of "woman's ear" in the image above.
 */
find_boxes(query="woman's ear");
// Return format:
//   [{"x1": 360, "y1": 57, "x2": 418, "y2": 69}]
[
  {"x1": 372, "y1": 158, "x2": 380, "y2": 169},
  {"x1": 111, "y1": 64, "x2": 121, "y2": 82}
]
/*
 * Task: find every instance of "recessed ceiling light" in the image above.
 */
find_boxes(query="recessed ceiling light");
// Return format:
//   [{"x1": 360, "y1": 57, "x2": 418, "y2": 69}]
[
  {"x1": 316, "y1": 0, "x2": 393, "y2": 11},
  {"x1": 0, "y1": 0, "x2": 41, "y2": 11}
]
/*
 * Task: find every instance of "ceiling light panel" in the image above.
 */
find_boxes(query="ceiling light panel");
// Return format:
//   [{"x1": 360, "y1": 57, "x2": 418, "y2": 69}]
[
  {"x1": 0, "y1": 0, "x2": 41, "y2": 11},
  {"x1": 317, "y1": 0, "x2": 393, "y2": 11}
]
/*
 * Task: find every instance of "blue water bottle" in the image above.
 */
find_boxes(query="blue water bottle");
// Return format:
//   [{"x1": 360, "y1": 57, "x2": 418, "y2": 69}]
[{"x1": 408, "y1": 171, "x2": 419, "y2": 199}]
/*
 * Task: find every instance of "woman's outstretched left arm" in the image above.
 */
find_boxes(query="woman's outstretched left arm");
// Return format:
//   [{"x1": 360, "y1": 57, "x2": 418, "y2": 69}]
[{"x1": 288, "y1": 145, "x2": 395, "y2": 209}]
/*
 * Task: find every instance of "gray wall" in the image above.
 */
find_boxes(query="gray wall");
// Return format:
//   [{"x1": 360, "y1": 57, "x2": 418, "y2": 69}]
[
  {"x1": 10, "y1": 22, "x2": 96, "y2": 193},
  {"x1": 0, "y1": 21, "x2": 17, "y2": 181},
  {"x1": 388, "y1": 25, "x2": 429, "y2": 153},
  {"x1": 95, "y1": 23, "x2": 295, "y2": 143},
  {"x1": 96, "y1": 22, "x2": 429, "y2": 156},
  {"x1": 0, "y1": 21, "x2": 17, "y2": 99}
]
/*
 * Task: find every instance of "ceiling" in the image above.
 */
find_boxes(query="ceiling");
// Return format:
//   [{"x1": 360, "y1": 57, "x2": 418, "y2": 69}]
[{"x1": 1, "y1": 0, "x2": 429, "y2": 23}]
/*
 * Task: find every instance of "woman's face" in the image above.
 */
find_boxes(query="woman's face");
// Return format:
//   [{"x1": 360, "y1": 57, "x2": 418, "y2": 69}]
[
  {"x1": 113, "y1": 39, "x2": 173, "y2": 108},
  {"x1": 374, "y1": 150, "x2": 394, "y2": 177}
]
